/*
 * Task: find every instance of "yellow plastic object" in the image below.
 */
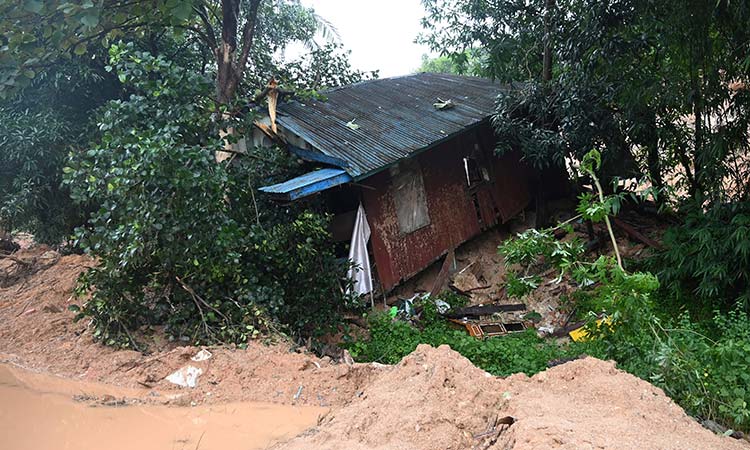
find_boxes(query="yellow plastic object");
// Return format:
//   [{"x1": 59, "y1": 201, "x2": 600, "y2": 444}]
[{"x1": 569, "y1": 317, "x2": 613, "y2": 342}]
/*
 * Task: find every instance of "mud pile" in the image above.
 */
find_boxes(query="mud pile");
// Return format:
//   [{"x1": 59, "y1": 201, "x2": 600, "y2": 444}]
[
  {"x1": 278, "y1": 345, "x2": 746, "y2": 450},
  {"x1": 279, "y1": 344, "x2": 504, "y2": 450},
  {"x1": 0, "y1": 248, "x2": 381, "y2": 407}
]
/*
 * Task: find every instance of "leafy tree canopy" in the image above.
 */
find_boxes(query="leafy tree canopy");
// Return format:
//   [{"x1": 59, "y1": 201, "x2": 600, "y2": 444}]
[
  {"x1": 420, "y1": 0, "x2": 750, "y2": 206},
  {"x1": 415, "y1": 50, "x2": 486, "y2": 76}
]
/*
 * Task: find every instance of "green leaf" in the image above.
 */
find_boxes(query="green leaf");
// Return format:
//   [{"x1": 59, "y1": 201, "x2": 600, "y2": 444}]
[
  {"x1": 23, "y1": 0, "x2": 43, "y2": 13},
  {"x1": 73, "y1": 43, "x2": 87, "y2": 56},
  {"x1": 170, "y1": 1, "x2": 194, "y2": 21},
  {"x1": 80, "y1": 12, "x2": 100, "y2": 28}
]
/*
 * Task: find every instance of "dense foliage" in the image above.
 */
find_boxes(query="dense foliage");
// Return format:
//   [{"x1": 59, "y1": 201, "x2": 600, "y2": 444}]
[
  {"x1": 421, "y1": 0, "x2": 750, "y2": 205},
  {"x1": 65, "y1": 46, "x2": 355, "y2": 348},
  {"x1": 0, "y1": 57, "x2": 119, "y2": 243},
  {"x1": 655, "y1": 203, "x2": 750, "y2": 312}
]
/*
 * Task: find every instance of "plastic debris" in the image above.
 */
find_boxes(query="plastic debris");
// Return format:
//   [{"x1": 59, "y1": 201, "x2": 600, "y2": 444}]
[
  {"x1": 165, "y1": 365, "x2": 203, "y2": 388},
  {"x1": 434, "y1": 299, "x2": 450, "y2": 314},
  {"x1": 191, "y1": 349, "x2": 212, "y2": 362},
  {"x1": 345, "y1": 119, "x2": 360, "y2": 130},
  {"x1": 538, "y1": 325, "x2": 555, "y2": 335},
  {"x1": 433, "y1": 98, "x2": 454, "y2": 110}
]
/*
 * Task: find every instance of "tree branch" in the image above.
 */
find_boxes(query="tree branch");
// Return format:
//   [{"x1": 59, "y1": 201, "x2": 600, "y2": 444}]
[
  {"x1": 194, "y1": 3, "x2": 218, "y2": 50},
  {"x1": 237, "y1": 0, "x2": 263, "y2": 75}
]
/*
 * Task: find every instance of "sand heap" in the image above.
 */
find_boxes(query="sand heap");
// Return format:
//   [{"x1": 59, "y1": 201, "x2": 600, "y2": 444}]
[{"x1": 277, "y1": 345, "x2": 747, "y2": 450}]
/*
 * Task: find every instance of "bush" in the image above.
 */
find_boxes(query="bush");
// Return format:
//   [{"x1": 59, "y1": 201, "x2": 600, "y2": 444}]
[
  {"x1": 66, "y1": 44, "x2": 355, "y2": 349},
  {"x1": 582, "y1": 305, "x2": 750, "y2": 432},
  {"x1": 655, "y1": 202, "x2": 750, "y2": 312}
]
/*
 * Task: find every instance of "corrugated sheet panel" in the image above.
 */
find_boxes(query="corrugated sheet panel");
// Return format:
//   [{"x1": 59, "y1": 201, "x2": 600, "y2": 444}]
[
  {"x1": 276, "y1": 73, "x2": 509, "y2": 180},
  {"x1": 258, "y1": 168, "x2": 352, "y2": 201}
]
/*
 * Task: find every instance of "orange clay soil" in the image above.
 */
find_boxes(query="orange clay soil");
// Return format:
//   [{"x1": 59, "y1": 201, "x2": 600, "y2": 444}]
[
  {"x1": 1, "y1": 248, "x2": 748, "y2": 449},
  {"x1": 0, "y1": 248, "x2": 382, "y2": 408},
  {"x1": 277, "y1": 345, "x2": 748, "y2": 450}
]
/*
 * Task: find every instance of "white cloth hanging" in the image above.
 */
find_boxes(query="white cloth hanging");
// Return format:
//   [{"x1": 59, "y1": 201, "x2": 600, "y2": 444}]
[{"x1": 347, "y1": 203, "x2": 373, "y2": 296}]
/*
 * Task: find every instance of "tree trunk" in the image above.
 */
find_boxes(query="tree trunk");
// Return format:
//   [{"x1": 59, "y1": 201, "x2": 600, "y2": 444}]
[
  {"x1": 216, "y1": 0, "x2": 240, "y2": 104},
  {"x1": 536, "y1": 0, "x2": 555, "y2": 228},
  {"x1": 213, "y1": 0, "x2": 263, "y2": 161}
]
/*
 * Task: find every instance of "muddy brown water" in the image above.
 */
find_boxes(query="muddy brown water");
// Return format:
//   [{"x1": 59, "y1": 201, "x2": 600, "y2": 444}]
[{"x1": 0, "y1": 364, "x2": 326, "y2": 450}]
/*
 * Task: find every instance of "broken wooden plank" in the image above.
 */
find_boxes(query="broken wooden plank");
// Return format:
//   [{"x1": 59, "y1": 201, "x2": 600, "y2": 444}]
[
  {"x1": 612, "y1": 217, "x2": 663, "y2": 249},
  {"x1": 443, "y1": 303, "x2": 527, "y2": 320},
  {"x1": 429, "y1": 249, "x2": 456, "y2": 298}
]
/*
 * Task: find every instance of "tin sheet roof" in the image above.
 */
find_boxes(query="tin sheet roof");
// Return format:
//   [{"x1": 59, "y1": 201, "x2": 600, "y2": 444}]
[
  {"x1": 276, "y1": 73, "x2": 508, "y2": 180},
  {"x1": 258, "y1": 168, "x2": 352, "y2": 201}
]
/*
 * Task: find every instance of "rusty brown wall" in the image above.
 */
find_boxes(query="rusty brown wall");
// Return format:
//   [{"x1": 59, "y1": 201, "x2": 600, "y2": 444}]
[
  {"x1": 362, "y1": 134, "x2": 479, "y2": 291},
  {"x1": 361, "y1": 123, "x2": 531, "y2": 291}
]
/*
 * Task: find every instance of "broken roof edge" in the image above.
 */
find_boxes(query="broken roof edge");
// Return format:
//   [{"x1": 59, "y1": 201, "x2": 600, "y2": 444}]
[
  {"x1": 258, "y1": 168, "x2": 353, "y2": 202},
  {"x1": 350, "y1": 117, "x2": 493, "y2": 182},
  {"x1": 276, "y1": 115, "x2": 494, "y2": 182},
  {"x1": 288, "y1": 145, "x2": 350, "y2": 169}
]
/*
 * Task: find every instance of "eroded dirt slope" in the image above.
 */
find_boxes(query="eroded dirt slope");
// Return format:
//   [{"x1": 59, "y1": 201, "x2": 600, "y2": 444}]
[
  {"x1": 0, "y1": 248, "x2": 381, "y2": 407},
  {"x1": 1, "y1": 248, "x2": 747, "y2": 449},
  {"x1": 277, "y1": 345, "x2": 747, "y2": 450}
]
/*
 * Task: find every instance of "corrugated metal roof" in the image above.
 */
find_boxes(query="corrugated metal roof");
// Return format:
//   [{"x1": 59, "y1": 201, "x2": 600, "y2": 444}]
[
  {"x1": 276, "y1": 73, "x2": 509, "y2": 180},
  {"x1": 258, "y1": 168, "x2": 352, "y2": 201}
]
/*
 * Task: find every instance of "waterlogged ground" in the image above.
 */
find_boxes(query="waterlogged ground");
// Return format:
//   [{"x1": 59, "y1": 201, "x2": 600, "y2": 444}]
[{"x1": 0, "y1": 363, "x2": 326, "y2": 450}]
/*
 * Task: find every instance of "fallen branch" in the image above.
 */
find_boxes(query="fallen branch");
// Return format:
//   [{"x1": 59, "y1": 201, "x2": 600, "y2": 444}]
[
  {"x1": 612, "y1": 217, "x2": 664, "y2": 250},
  {"x1": 175, "y1": 276, "x2": 232, "y2": 340}
]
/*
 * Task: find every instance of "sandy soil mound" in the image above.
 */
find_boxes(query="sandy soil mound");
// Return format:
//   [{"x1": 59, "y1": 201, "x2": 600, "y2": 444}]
[
  {"x1": 0, "y1": 248, "x2": 381, "y2": 407},
  {"x1": 279, "y1": 344, "x2": 505, "y2": 450},
  {"x1": 500, "y1": 358, "x2": 747, "y2": 449},
  {"x1": 277, "y1": 345, "x2": 747, "y2": 450}
]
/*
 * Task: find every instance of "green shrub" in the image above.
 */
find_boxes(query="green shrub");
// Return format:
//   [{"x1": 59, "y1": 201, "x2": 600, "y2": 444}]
[
  {"x1": 582, "y1": 306, "x2": 750, "y2": 432},
  {"x1": 655, "y1": 202, "x2": 750, "y2": 312},
  {"x1": 66, "y1": 44, "x2": 355, "y2": 348}
]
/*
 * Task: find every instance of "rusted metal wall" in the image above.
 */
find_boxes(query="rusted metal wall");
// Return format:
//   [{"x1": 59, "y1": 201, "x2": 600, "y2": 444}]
[{"x1": 362, "y1": 123, "x2": 531, "y2": 291}]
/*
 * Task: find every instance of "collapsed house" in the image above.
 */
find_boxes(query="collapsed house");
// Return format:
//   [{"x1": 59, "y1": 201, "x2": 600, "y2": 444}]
[{"x1": 256, "y1": 73, "x2": 532, "y2": 295}]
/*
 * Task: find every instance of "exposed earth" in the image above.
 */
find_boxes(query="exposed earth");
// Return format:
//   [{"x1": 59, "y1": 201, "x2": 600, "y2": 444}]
[{"x1": 1, "y1": 247, "x2": 747, "y2": 449}]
